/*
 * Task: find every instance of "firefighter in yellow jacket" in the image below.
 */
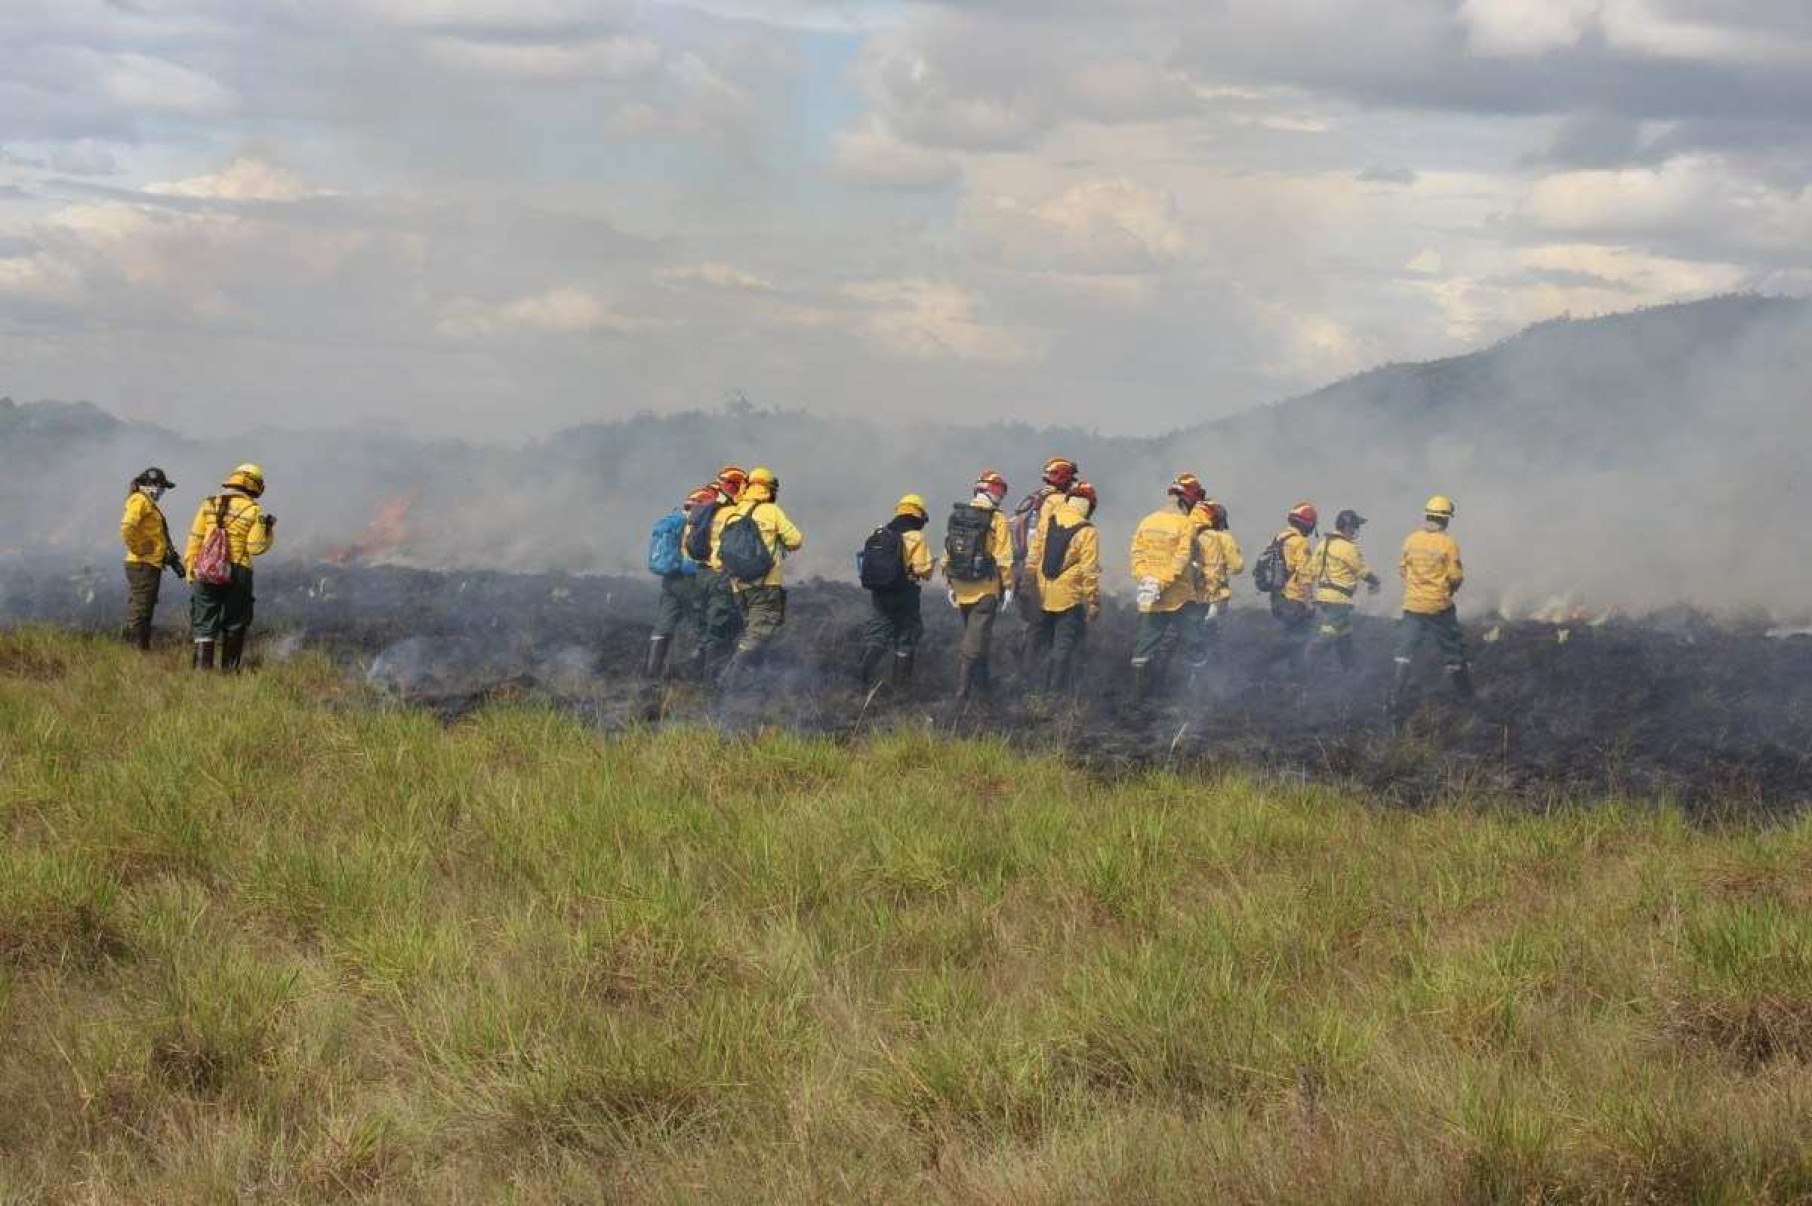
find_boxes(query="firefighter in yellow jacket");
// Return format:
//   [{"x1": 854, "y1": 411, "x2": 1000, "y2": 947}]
[
  {"x1": 1036, "y1": 481, "x2": 1100, "y2": 693},
  {"x1": 857, "y1": 494, "x2": 936, "y2": 688},
  {"x1": 1258, "y1": 502, "x2": 1318, "y2": 675},
  {"x1": 1393, "y1": 494, "x2": 1471, "y2": 703},
  {"x1": 942, "y1": 470, "x2": 1014, "y2": 700},
  {"x1": 1128, "y1": 473, "x2": 1206, "y2": 699},
  {"x1": 717, "y1": 466, "x2": 804, "y2": 688},
  {"x1": 1304, "y1": 509, "x2": 1381, "y2": 671},
  {"x1": 693, "y1": 465, "x2": 748, "y2": 680},
  {"x1": 119, "y1": 467, "x2": 185, "y2": 650},
  {"x1": 1187, "y1": 498, "x2": 1242, "y2": 669},
  {"x1": 1012, "y1": 457, "x2": 1079, "y2": 673},
  {"x1": 184, "y1": 463, "x2": 274, "y2": 671}
]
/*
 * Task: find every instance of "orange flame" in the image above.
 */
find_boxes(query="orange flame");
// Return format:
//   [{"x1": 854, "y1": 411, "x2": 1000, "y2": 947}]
[{"x1": 325, "y1": 491, "x2": 418, "y2": 565}]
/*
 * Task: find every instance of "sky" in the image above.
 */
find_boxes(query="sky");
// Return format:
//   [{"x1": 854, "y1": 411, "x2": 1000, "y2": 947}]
[{"x1": 1, "y1": 0, "x2": 1808, "y2": 439}]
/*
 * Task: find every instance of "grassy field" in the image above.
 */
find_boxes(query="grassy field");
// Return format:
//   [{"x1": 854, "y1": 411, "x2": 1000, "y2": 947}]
[{"x1": 0, "y1": 630, "x2": 1808, "y2": 1203}]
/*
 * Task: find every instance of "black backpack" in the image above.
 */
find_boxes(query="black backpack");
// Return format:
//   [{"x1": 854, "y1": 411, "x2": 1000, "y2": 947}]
[
  {"x1": 1040, "y1": 513, "x2": 1090, "y2": 581},
  {"x1": 944, "y1": 505, "x2": 997, "y2": 582},
  {"x1": 1253, "y1": 533, "x2": 1291, "y2": 594},
  {"x1": 717, "y1": 505, "x2": 776, "y2": 583},
  {"x1": 683, "y1": 499, "x2": 720, "y2": 564},
  {"x1": 858, "y1": 525, "x2": 908, "y2": 591}
]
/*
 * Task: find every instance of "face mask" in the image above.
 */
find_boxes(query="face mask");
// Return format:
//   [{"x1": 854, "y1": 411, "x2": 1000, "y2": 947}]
[{"x1": 143, "y1": 485, "x2": 166, "y2": 502}]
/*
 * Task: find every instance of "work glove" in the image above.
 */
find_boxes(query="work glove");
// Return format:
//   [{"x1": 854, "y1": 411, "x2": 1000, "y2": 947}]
[
  {"x1": 164, "y1": 553, "x2": 186, "y2": 577},
  {"x1": 1366, "y1": 577, "x2": 1381, "y2": 596},
  {"x1": 1002, "y1": 588, "x2": 1015, "y2": 608},
  {"x1": 1135, "y1": 576, "x2": 1161, "y2": 608},
  {"x1": 261, "y1": 514, "x2": 276, "y2": 529},
  {"x1": 946, "y1": 589, "x2": 959, "y2": 610}
]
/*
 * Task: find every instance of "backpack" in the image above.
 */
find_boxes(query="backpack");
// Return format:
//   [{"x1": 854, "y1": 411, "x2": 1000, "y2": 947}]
[
  {"x1": 944, "y1": 505, "x2": 998, "y2": 582},
  {"x1": 716, "y1": 505, "x2": 775, "y2": 584},
  {"x1": 192, "y1": 496, "x2": 236, "y2": 587},
  {"x1": 1040, "y1": 513, "x2": 1090, "y2": 581},
  {"x1": 647, "y1": 509, "x2": 692, "y2": 577},
  {"x1": 683, "y1": 499, "x2": 720, "y2": 564},
  {"x1": 858, "y1": 525, "x2": 908, "y2": 591},
  {"x1": 1009, "y1": 488, "x2": 1051, "y2": 563},
  {"x1": 1253, "y1": 533, "x2": 1292, "y2": 595}
]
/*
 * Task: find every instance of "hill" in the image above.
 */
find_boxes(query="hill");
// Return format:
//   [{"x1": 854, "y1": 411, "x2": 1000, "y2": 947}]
[{"x1": 3, "y1": 294, "x2": 1807, "y2": 614}]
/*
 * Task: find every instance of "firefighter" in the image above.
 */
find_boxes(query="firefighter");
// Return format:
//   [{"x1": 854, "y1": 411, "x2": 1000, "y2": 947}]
[
  {"x1": 119, "y1": 467, "x2": 185, "y2": 650},
  {"x1": 856, "y1": 494, "x2": 936, "y2": 687},
  {"x1": 1304, "y1": 509, "x2": 1381, "y2": 671},
  {"x1": 1394, "y1": 494, "x2": 1471, "y2": 704},
  {"x1": 693, "y1": 465, "x2": 748, "y2": 680},
  {"x1": 1258, "y1": 502, "x2": 1318, "y2": 675},
  {"x1": 717, "y1": 466, "x2": 804, "y2": 688},
  {"x1": 942, "y1": 470, "x2": 1014, "y2": 701},
  {"x1": 1010, "y1": 457, "x2": 1079, "y2": 675},
  {"x1": 1187, "y1": 498, "x2": 1243, "y2": 670},
  {"x1": 185, "y1": 463, "x2": 274, "y2": 671},
  {"x1": 1128, "y1": 473, "x2": 1207, "y2": 699},
  {"x1": 646, "y1": 485, "x2": 718, "y2": 680},
  {"x1": 1035, "y1": 480, "x2": 1100, "y2": 694}
]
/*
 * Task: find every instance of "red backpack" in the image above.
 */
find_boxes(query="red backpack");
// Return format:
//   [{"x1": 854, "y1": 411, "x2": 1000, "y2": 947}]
[{"x1": 192, "y1": 496, "x2": 236, "y2": 586}]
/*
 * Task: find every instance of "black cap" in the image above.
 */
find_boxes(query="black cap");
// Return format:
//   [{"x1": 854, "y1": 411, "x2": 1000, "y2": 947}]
[
  {"x1": 1335, "y1": 509, "x2": 1365, "y2": 531},
  {"x1": 137, "y1": 467, "x2": 176, "y2": 489}
]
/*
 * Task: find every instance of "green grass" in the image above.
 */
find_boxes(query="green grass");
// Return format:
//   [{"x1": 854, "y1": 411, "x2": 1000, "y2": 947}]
[{"x1": 1, "y1": 627, "x2": 1808, "y2": 1202}]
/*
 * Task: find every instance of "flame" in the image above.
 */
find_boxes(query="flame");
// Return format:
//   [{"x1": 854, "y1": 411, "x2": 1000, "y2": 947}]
[
  {"x1": 1526, "y1": 594, "x2": 1620, "y2": 627},
  {"x1": 325, "y1": 491, "x2": 418, "y2": 565}
]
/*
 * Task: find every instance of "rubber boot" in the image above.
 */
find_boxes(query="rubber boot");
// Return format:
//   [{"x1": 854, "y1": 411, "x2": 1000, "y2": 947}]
[
  {"x1": 975, "y1": 657, "x2": 992, "y2": 697},
  {"x1": 193, "y1": 639, "x2": 216, "y2": 671},
  {"x1": 718, "y1": 648, "x2": 755, "y2": 693},
  {"x1": 1387, "y1": 658, "x2": 1411, "y2": 715},
  {"x1": 221, "y1": 631, "x2": 246, "y2": 672},
  {"x1": 1131, "y1": 661, "x2": 1153, "y2": 701},
  {"x1": 891, "y1": 651, "x2": 915, "y2": 687},
  {"x1": 857, "y1": 646, "x2": 887, "y2": 688},
  {"x1": 1448, "y1": 663, "x2": 1475, "y2": 700},
  {"x1": 132, "y1": 620, "x2": 153, "y2": 652},
  {"x1": 954, "y1": 656, "x2": 978, "y2": 701},
  {"x1": 644, "y1": 635, "x2": 671, "y2": 680}
]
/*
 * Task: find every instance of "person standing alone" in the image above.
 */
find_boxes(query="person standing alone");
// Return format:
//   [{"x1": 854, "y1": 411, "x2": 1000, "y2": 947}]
[
  {"x1": 1393, "y1": 494, "x2": 1471, "y2": 707},
  {"x1": 119, "y1": 467, "x2": 185, "y2": 650},
  {"x1": 856, "y1": 494, "x2": 935, "y2": 688}
]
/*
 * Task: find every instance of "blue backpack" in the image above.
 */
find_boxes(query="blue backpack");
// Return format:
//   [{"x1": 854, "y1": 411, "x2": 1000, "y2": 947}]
[{"x1": 647, "y1": 509, "x2": 694, "y2": 577}]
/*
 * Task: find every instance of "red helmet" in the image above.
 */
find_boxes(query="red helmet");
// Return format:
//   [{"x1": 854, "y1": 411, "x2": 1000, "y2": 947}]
[
  {"x1": 974, "y1": 470, "x2": 1009, "y2": 500},
  {"x1": 1069, "y1": 480, "x2": 1098, "y2": 508},
  {"x1": 1193, "y1": 499, "x2": 1227, "y2": 529},
  {"x1": 1168, "y1": 473, "x2": 1206, "y2": 507},
  {"x1": 1288, "y1": 502, "x2": 1318, "y2": 530},
  {"x1": 684, "y1": 486, "x2": 717, "y2": 508},
  {"x1": 715, "y1": 465, "x2": 748, "y2": 498},
  {"x1": 1042, "y1": 457, "x2": 1079, "y2": 489}
]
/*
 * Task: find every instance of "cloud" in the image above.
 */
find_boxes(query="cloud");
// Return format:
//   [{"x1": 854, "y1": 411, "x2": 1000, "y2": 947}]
[
  {"x1": 654, "y1": 262, "x2": 774, "y2": 291},
  {"x1": 425, "y1": 34, "x2": 661, "y2": 80},
  {"x1": 96, "y1": 51, "x2": 236, "y2": 117},
  {"x1": 436, "y1": 287, "x2": 651, "y2": 338},
  {"x1": 964, "y1": 178, "x2": 1188, "y2": 275},
  {"x1": 839, "y1": 279, "x2": 1043, "y2": 364},
  {"x1": 830, "y1": 119, "x2": 961, "y2": 191},
  {"x1": 145, "y1": 157, "x2": 316, "y2": 202}
]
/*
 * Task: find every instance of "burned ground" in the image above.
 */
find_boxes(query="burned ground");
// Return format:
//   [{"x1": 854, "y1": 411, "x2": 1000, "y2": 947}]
[{"x1": 5, "y1": 557, "x2": 1810, "y2": 815}]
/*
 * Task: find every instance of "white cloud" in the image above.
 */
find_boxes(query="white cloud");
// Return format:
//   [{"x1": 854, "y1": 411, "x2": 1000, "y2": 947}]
[
  {"x1": 96, "y1": 52, "x2": 235, "y2": 117},
  {"x1": 146, "y1": 157, "x2": 316, "y2": 202},
  {"x1": 426, "y1": 34, "x2": 661, "y2": 79},
  {"x1": 840, "y1": 278, "x2": 1042, "y2": 364},
  {"x1": 437, "y1": 287, "x2": 651, "y2": 338},
  {"x1": 965, "y1": 178, "x2": 1188, "y2": 275},
  {"x1": 655, "y1": 262, "x2": 774, "y2": 291},
  {"x1": 829, "y1": 118, "x2": 960, "y2": 190}
]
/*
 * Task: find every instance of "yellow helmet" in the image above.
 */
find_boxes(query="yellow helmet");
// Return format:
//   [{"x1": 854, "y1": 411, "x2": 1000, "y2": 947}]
[
  {"x1": 895, "y1": 493, "x2": 928, "y2": 520},
  {"x1": 223, "y1": 462, "x2": 266, "y2": 496},
  {"x1": 1424, "y1": 494, "x2": 1455, "y2": 519},
  {"x1": 748, "y1": 466, "x2": 778, "y2": 489}
]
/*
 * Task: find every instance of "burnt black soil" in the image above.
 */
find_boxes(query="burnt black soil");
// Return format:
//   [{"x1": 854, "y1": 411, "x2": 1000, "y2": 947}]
[{"x1": 7, "y1": 559, "x2": 1810, "y2": 815}]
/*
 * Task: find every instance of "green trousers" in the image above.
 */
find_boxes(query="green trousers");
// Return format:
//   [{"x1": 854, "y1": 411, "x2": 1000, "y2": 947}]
[
  {"x1": 737, "y1": 585, "x2": 787, "y2": 654},
  {"x1": 652, "y1": 572, "x2": 705, "y2": 641},
  {"x1": 861, "y1": 587, "x2": 924, "y2": 655},
  {"x1": 191, "y1": 566, "x2": 255, "y2": 641}
]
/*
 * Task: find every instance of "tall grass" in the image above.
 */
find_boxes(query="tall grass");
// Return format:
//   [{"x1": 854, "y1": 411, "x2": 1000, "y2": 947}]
[{"x1": 0, "y1": 627, "x2": 1807, "y2": 1201}]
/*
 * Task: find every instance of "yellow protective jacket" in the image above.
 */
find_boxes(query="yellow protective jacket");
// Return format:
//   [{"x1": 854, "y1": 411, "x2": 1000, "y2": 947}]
[
  {"x1": 1273, "y1": 528, "x2": 1313, "y2": 604},
  {"x1": 1194, "y1": 529, "x2": 1244, "y2": 604},
  {"x1": 1399, "y1": 527, "x2": 1464, "y2": 614},
  {"x1": 944, "y1": 503, "x2": 1014, "y2": 605},
  {"x1": 1037, "y1": 499, "x2": 1100, "y2": 614},
  {"x1": 900, "y1": 528, "x2": 934, "y2": 582},
  {"x1": 1306, "y1": 534, "x2": 1373, "y2": 605},
  {"x1": 724, "y1": 483, "x2": 803, "y2": 588},
  {"x1": 1129, "y1": 507, "x2": 1196, "y2": 613},
  {"x1": 185, "y1": 491, "x2": 272, "y2": 576},
  {"x1": 1019, "y1": 489, "x2": 1068, "y2": 587},
  {"x1": 120, "y1": 491, "x2": 173, "y2": 566}
]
